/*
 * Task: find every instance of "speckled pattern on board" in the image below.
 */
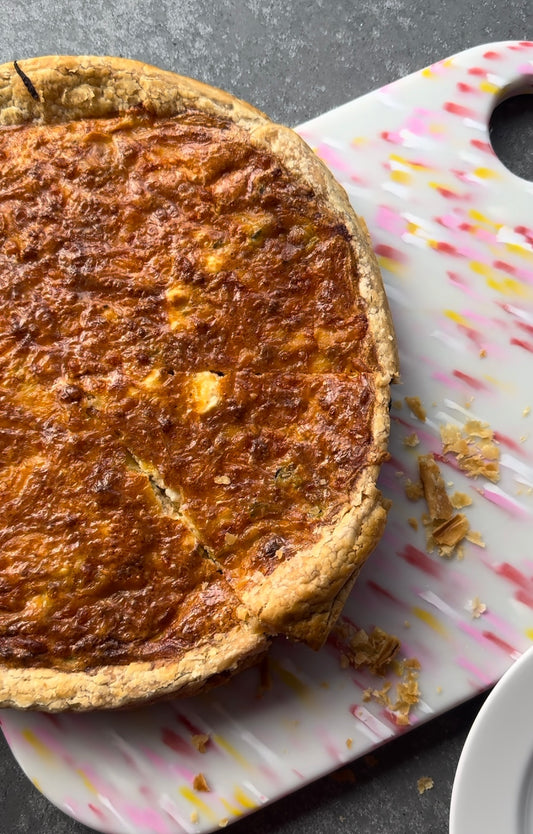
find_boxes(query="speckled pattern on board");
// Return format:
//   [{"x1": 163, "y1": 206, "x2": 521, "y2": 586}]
[{"x1": 1, "y1": 40, "x2": 533, "y2": 834}]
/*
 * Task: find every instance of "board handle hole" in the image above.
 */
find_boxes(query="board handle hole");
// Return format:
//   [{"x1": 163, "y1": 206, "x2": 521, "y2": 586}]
[{"x1": 489, "y1": 90, "x2": 533, "y2": 182}]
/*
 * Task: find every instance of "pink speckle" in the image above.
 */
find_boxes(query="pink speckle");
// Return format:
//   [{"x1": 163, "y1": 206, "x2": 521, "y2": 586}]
[
  {"x1": 123, "y1": 805, "x2": 172, "y2": 833},
  {"x1": 455, "y1": 656, "x2": 493, "y2": 686},
  {"x1": 375, "y1": 205, "x2": 405, "y2": 236},
  {"x1": 350, "y1": 705, "x2": 394, "y2": 741},
  {"x1": 478, "y1": 488, "x2": 530, "y2": 519},
  {"x1": 517, "y1": 62, "x2": 533, "y2": 74},
  {"x1": 444, "y1": 101, "x2": 477, "y2": 118},
  {"x1": 380, "y1": 129, "x2": 403, "y2": 145}
]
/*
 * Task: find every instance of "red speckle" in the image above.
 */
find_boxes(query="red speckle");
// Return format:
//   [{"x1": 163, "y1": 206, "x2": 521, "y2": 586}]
[
  {"x1": 457, "y1": 82, "x2": 476, "y2": 93},
  {"x1": 452, "y1": 369, "x2": 487, "y2": 390},
  {"x1": 494, "y1": 562, "x2": 531, "y2": 589},
  {"x1": 397, "y1": 544, "x2": 442, "y2": 579},
  {"x1": 468, "y1": 67, "x2": 487, "y2": 77},
  {"x1": 470, "y1": 139, "x2": 495, "y2": 155},
  {"x1": 174, "y1": 712, "x2": 204, "y2": 738},
  {"x1": 493, "y1": 259, "x2": 517, "y2": 276},
  {"x1": 435, "y1": 187, "x2": 461, "y2": 200},
  {"x1": 515, "y1": 225, "x2": 533, "y2": 246},
  {"x1": 375, "y1": 243, "x2": 406, "y2": 263},
  {"x1": 366, "y1": 579, "x2": 401, "y2": 604},
  {"x1": 483, "y1": 50, "x2": 500, "y2": 59},
  {"x1": 444, "y1": 101, "x2": 476, "y2": 118},
  {"x1": 518, "y1": 321, "x2": 533, "y2": 336},
  {"x1": 482, "y1": 632, "x2": 518, "y2": 655},
  {"x1": 493, "y1": 431, "x2": 526, "y2": 455},
  {"x1": 161, "y1": 728, "x2": 191, "y2": 755},
  {"x1": 516, "y1": 589, "x2": 533, "y2": 608},
  {"x1": 459, "y1": 222, "x2": 475, "y2": 232},
  {"x1": 511, "y1": 337, "x2": 533, "y2": 353},
  {"x1": 381, "y1": 130, "x2": 398, "y2": 144},
  {"x1": 89, "y1": 805, "x2": 106, "y2": 820},
  {"x1": 434, "y1": 241, "x2": 460, "y2": 255}
]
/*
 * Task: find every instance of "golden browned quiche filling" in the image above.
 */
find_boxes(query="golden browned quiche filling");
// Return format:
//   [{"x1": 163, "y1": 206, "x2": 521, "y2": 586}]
[{"x1": 0, "y1": 57, "x2": 397, "y2": 709}]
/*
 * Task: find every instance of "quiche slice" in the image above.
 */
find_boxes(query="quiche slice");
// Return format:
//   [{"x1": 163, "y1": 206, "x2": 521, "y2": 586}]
[{"x1": 0, "y1": 56, "x2": 398, "y2": 710}]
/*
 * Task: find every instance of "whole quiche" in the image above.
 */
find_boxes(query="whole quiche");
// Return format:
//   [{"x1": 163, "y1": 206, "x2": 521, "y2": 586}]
[{"x1": 0, "y1": 56, "x2": 398, "y2": 710}]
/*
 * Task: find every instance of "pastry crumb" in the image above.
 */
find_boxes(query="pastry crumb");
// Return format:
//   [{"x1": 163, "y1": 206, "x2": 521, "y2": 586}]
[
  {"x1": 407, "y1": 517, "x2": 418, "y2": 530},
  {"x1": 417, "y1": 776, "x2": 434, "y2": 794},
  {"x1": 404, "y1": 620, "x2": 411, "y2": 628},
  {"x1": 440, "y1": 420, "x2": 500, "y2": 482},
  {"x1": 190, "y1": 811, "x2": 199, "y2": 824},
  {"x1": 466, "y1": 530, "x2": 485, "y2": 547},
  {"x1": 191, "y1": 733, "x2": 210, "y2": 754},
  {"x1": 436, "y1": 685, "x2": 443, "y2": 694},
  {"x1": 405, "y1": 479, "x2": 424, "y2": 501},
  {"x1": 523, "y1": 406, "x2": 531, "y2": 417},
  {"x1": 346, "y1": 737, "x2": 353, "y2": 749},
  {"x1": 451, "y1": 491, "x2": 472, "y2": 509},
  {"x1": 479, "y1": 348, "x2": 487, "y2": 358},
  {"x1": 405, "y1": 396, "x2": 426, "y2": 421},
  {"x1": 419, "y1": 454, "x2": 453, "y2": 521},
  {"x1": 469, "y1": 596, "x2": 487, "y2": 618},
  {"x1": 193, "y1": 773, "x2": 210, "y2": 792},
  {"x1": 219, "y1": 819, "x2": 229, "y2": 828},
  {"x1": 392, "y1": 399, "x2": 403, "y2": 410},
  {"x1": 403, "y1": 432, "x2": 420, "y2": 448}
]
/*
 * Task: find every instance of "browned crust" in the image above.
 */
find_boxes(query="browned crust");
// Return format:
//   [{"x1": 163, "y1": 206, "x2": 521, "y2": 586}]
[{"x1": 0, "y1": 56, "x2": 397, "y2": 709}]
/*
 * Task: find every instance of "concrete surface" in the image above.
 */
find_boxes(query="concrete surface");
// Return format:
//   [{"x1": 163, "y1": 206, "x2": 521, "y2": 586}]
[{"x1": 0, "y1": 1, "x2": 531, "y2": 832}]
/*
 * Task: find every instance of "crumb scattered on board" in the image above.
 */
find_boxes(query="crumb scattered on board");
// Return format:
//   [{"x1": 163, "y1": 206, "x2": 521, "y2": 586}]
[
  {"x1": 331, "y1": 622, "x2": 421, "y2": 726},
  {"x1": 440, "y1": 420, "x2": 500, "y2": 483},
  {"x1": 469, "y1": 596, "x2": 487, "y2": 618},
  {"x1": 417, "y1": 776, "x2": 434, "y2": 794},
  {"x1": 403, "y1": 432, "x2": 420, "y2": 448},
  {"x1": 193, "y1": 773, "x2": 210, "y2": 792},
  {"x1": 405, "y1": 396, "x2": 426, "y2": 421},
  {"x1": 191, "y1": 733, "x2": 210, "y2": 753},
  {"x1": 190, "y1": 811, "x2": 199, "y2": 824}
]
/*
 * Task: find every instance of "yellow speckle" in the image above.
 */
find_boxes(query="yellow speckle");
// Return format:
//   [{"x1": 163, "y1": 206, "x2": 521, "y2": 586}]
[
  {"x1": 391, "y1": 169, "x2": 411, "y2": 184},
  {"x1": 212, "y1": 735, "x2": 249, "y2": 768},
  {"x1": 377, "y1": 255, "x2": 404, "y2": 276},
  {"x1": 412, "y1": 607, "x2": 449, "y2": 637},
  {"x1": 486, "y1": 275, "x2": 530, "y2": 298},
  {"x1": 523, "y1": 407, "x2": 531, "y2": 417},
  {"x1": 470, "y1": 260, "x2": 492, "y2": 278},
  {"x1": 473, "y1": 167, "x2": 498, "y2": 179},
  {"x1": 220, "y1": 798, "x2": 242, "y2": 817},
  {"x1": 526, "y1": 628, "x2": 533, "y2": 641},
  {"x1": 234, "y1": 788, "x2": 258, "y2": 810},
  {"x1": 271, "y1": 660, "x2": 309, "y2": 700},
  {"x1": 468, "y1": 209, "x2": 499, "y2": 229},
  {"x1": 436, "y1": 686, "x2": 443, "y2": 694},
  {"x1": 422, "y1": 67, "x2": 435, "y2": 78},
  {"x1": 506, "y1": 243, "x2": 533, "y2": 262},
  {"x1": 479, "y1": 80, "x2": 499, "y2": 94},
  {"x1": 21, "y1": 730, "x2": 53, "y2": 761},
  {"x1": 179, "y1": 787, "x2": 217, "y2": 821},
  {"x1": 77, "y1": 769, "x2": 98, "y2": 795},
  {"x1": 428, "y1": 123, "x2": 446, "y2": 135},
  {"x1": 445, "y1": 309, "x2": 472, "y2": 328}
]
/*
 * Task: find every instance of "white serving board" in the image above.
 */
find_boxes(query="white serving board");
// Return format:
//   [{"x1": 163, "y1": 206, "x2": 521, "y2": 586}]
[{"x1": 2, "y1": 40, "x2": 533, "y2": 834}]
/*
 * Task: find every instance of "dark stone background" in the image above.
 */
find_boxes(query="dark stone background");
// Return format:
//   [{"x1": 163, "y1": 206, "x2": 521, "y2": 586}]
[{"x1": 0, "y1": 2, "x2": 532, "y2": 831}]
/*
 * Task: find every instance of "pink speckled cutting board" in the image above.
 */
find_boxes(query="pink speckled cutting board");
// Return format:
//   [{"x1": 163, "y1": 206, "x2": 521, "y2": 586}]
[{"x1": 2, "y1": 40, "x2": 533, "y2": 834}]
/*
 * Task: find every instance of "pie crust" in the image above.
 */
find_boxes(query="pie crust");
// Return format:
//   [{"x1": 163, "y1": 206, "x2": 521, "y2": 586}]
[{"x1": 0, "y1": 56, "x2": 398, "y2": 710}]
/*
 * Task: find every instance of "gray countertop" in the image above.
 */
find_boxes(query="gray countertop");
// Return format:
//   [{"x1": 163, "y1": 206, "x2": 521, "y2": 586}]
[{"x1": 0, "y1": 1, "x2": 531, "y2": 832}]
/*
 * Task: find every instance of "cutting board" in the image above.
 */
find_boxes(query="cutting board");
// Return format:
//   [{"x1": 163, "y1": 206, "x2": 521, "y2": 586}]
[{"x1": 2, "y1": 41, "x2": 533, "y2": 834}]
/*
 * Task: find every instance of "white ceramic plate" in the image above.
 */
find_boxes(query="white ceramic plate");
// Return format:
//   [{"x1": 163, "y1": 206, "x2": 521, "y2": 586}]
[{"x1": 450, "y1": 644, "x2": 533, "y2": 834}]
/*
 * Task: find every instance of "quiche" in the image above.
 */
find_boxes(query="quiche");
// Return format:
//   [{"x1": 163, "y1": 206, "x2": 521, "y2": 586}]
[{"x1": 0, "y1": 56, "x2": 398, "y2": 710}]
